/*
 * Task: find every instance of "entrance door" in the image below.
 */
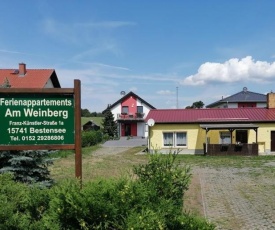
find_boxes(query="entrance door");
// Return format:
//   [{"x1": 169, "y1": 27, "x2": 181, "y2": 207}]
[
  {"x1": 236, "y1": 130, "x2": 248, "y2": 143},
  {"x1": 271, "y1": 131, "x2": 275, "y2": 152},
  {"x1": 125, "y1": 124, "x2": 131, "y2": 136}
]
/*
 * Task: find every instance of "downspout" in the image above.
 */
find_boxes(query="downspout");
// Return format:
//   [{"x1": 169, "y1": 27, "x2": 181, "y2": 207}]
[
  {"x1": 205, "y1": 128, "x2": 208, "y2": 154},
  {"x1": 255, "y1": 128, "x2": 258, "y2": 143}
]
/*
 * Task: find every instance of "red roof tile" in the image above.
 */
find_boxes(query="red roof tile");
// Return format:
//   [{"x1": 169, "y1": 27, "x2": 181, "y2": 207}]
[
  {"x1": 146, "y1": 108, "x2": 275, "y2": 123},
  {"x1": 0, "y1": 67, "x2": 60, "y2": 88}
]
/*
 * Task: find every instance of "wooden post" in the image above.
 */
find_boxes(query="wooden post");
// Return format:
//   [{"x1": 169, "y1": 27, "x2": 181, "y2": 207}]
[
  {"x1": 74, "y1": 80, "x2": 82, "y2": 181},
  {"x1": 205, "y1": 129, "x2": 208, "y2": 154}
]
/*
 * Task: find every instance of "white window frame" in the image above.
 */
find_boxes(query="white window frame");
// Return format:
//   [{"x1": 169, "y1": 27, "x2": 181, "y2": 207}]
[
  {"x1": 163, "y1": 132, "x2": 173, "y2": 146},
  {"x1": 163, "y1": 132, "x2": 187, "y2": 148}
]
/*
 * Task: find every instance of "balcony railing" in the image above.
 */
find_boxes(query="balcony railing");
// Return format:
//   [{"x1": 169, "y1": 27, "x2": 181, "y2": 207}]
[
  {"x1": 117, "y1": 113, "x2": 145, "y2": 120},
  {"x1": 203, "y1": 143, "x2": 258, "y2": 156}
]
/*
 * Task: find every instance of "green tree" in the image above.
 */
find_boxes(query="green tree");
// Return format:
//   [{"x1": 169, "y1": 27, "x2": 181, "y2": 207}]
[
  {"x1": 186, "y1": 100, "x2": 204, "y2": 109},
  {"x1": 81, "y1": 108, "x2": 91, "y2": 117},
  {"x1": 0, "y1": 150, "x2": 53, "y2": 187},
  {"x1": 102, "y1": 105, "x2": 118, "y2": 138}
]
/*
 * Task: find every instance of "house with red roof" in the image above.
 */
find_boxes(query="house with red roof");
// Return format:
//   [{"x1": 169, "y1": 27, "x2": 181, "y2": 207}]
[
  {"x1": 146, "y1": 93, "x2": 275, "y2": 156},
  {"x1": 0, "y1": 63, "x2": 61, "y2": 88},
  {"x1": 106, "y1": 91, "x2": 156, "y2": 137}
]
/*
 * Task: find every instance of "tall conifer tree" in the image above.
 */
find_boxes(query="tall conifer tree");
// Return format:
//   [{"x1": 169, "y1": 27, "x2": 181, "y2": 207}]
[{"x1": 102, "y1": 105, "x2": 118, "y2": 138}]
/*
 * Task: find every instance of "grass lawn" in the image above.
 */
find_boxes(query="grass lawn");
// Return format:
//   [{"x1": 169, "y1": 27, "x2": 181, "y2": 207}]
[
  {"x1": 50, "y1": 146, "x2": 275, "y2": 182},
  {"x1": 50, "y1": 146, "x2": 148, "y2": 182}
]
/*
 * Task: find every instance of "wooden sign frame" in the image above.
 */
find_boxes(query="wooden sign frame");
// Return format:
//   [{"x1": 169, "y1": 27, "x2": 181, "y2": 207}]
[{"x1": 0, "y1": 79, "x2": 82, "y2": 179}]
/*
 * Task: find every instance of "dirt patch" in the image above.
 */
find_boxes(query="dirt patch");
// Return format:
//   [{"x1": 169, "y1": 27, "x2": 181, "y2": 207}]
[
  {"x1": 184, "y1": 170, "x2": 204, "y2": 217},
  {"x1": 91, "y1": 147, "x2": 132, "y2": 157}
]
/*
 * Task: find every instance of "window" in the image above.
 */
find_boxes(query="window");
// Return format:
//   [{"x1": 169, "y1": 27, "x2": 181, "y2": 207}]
[
  {"x1": 122, "y1": 106, "x2": 128, "y2": 114},
  {"x1": 220, "y1": 132, "x2": 231, "y2": 144},
  {"x1": 176, "y1": 132, "x2": 186, "y2": 146},
  {"x1": 137, "y1": 106, "x2": 143, "y2": 113},
  {"x1": 163, "y1": 133, "x2": 173, "y2": 146},
  {"x1": 163, "y1": 132, "x2": 187, "y2": 147}
]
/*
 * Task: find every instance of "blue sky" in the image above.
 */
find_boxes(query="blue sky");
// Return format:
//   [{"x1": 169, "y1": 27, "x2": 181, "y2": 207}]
[{"x1": 1, "y1": 1, "x2": 275, "y2": 112}]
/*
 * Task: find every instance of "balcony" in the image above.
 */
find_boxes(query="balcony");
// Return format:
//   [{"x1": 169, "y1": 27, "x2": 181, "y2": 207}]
[{"x1": 117, "y1": 113, "x2": 145, "y2": 121}]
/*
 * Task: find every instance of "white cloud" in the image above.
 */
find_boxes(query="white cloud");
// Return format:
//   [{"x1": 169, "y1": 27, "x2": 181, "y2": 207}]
[
  {"x1": 41, "y1": 19, "x2": 136, "y2": 45},
  {"x1": 181, "y1": 56, "x2": 275, "y2": 86},
  {"x1": 157, "y1": 90, "x2": 175, "y2": 95}
]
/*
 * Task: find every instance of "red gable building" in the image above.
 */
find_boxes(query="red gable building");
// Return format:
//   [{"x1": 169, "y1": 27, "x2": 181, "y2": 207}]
[{"x1": 0, "y1": 63, "x2": 61, "y2": 88}]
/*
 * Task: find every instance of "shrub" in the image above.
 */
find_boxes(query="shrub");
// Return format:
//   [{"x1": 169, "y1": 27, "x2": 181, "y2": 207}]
[
  {"x1": 0, "y1": 174, "x2": 50, "y2": 230},
  {"x1": 81, "y1": 130, "x2": 103, "y2": 147},
  {"x1": 133, "y1": 150, "x2": 191, "y2": 209},
  {"x1": 0, "y1": 151, "x2": 215, "y2": 230}
]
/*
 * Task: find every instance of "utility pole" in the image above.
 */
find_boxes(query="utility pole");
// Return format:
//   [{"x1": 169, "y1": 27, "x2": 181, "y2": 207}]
[{"x1": 176, "y1": 86, "x2": 178, "y2": 109}]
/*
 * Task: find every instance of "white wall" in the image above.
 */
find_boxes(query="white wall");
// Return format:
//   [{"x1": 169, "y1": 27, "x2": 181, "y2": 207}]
[
  {"x1": 44, "y1": 79, "x2": 54, "y2": 88},
  {"x1": 111, "y1": 104, "x2": 121, "y2": 121},
  {"x1": 137, "y1": 99, "x2": 152, "y2": 115},
  {"x1": 137, "y1": 123, "x2": 145, "y2": 137},
  {"x1": 256, "y1": 102, "x2": 267, "y2": 108}
]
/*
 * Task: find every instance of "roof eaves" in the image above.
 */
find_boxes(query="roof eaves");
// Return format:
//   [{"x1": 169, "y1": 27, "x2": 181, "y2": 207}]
[
  {"x1": 49, "y1": 70, "x2": 61, "y2": 88},
  {"x1": 108, "y1": 91, "x2": 156, "y2": 110}
]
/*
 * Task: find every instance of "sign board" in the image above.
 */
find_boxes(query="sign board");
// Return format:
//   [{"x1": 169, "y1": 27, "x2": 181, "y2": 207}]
[
  {"x1": 0, "y1": 79, "x2": 82, "y2": 180},
  {"x1": 0, "y1": 94, "x2": 74, "y2": 145}
]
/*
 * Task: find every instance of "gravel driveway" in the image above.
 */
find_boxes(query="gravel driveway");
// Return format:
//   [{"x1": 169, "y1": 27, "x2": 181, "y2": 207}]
[{"x1": 102, "y1": 136, "x2": 147, "y2": 148}]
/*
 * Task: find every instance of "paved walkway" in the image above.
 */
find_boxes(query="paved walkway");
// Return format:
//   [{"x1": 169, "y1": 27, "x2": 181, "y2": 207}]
[{"x1": 195, "y1": 167, "x2": 275, "y2": 230}]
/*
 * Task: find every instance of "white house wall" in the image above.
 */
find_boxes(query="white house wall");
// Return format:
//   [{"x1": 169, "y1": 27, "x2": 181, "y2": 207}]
[
  {"x1": 257, "y1": 102, "x2": 267, "y2": 108},
  {"x1": 111, "y1": 104, "x2": 121, "y2": 121},
  {"x1": 44, "y1": 79, "x2": 54, "y2": 88},
  {"x1": 136, "y1": 99, "x2": 151, "y2": 114},
  {"x1": 137, "y1": 99, "x2": 152, "y2": 137},
  {"x1": 137, "y1": 122, "x2": 145, "y2": 137}
]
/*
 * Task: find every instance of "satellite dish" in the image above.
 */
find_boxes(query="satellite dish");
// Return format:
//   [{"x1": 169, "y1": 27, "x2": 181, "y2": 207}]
[
  {"x1": 147, "y1": 118, "x2": 155, "y2": 127},
  {"x1": 120, "y1": 91, "x2": 126, "y2": 96}
]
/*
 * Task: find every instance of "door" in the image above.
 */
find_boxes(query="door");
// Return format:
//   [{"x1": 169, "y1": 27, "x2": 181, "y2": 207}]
[
  {"x1": 125, "y1": 124, "x2": 131, "y2": 136},
  {"x1": 271, "y1": 131, "x2": 275, "y2": 152},
  {"x1": 236, "y1": 130, "x2": 248, "y2": 143}
]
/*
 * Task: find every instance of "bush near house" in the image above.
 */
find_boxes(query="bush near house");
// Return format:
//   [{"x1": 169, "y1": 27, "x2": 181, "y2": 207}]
[
  {"x1": 81, "y1": 130, "x2": 109, "y2": 147},
  {"x1": 0, "y1": 152, "x2": 214, "y2": 230}
]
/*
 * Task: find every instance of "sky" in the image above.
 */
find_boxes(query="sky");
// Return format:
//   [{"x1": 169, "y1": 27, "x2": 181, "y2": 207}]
[{"x1": 1, "y1": 1, "x2": 275, "y2": 112}]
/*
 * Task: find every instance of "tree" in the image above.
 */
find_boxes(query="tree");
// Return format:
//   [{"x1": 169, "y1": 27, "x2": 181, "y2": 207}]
[
  {"x1": 81, "y1": 108, "x2": 91, "y2": 117},
  {"x1": 0, "y1": 150, "x2": 54, "y2": 187},
  {"x1": 185, "y1": 101, "x2": 204, "y2": 109},
  {"x1": 102, "y1": 105, "x2": 118, "y2": 138}
]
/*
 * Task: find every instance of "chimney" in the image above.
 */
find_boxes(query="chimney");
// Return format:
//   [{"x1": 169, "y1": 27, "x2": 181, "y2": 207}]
[
  {"x1": 267, "y1": 93, "x2": 275, "y2": 109},
  {"x1": 19, "y1": 63, "x2": 26, "y2": 76}
]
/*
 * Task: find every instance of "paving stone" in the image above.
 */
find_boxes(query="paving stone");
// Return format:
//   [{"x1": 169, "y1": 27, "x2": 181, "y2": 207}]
[{"x1": 194, "y1": 166, "x2": 275, "y2": 229}]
